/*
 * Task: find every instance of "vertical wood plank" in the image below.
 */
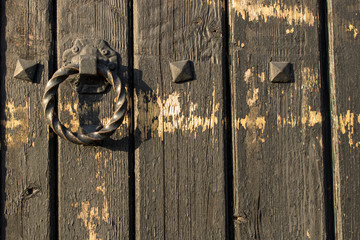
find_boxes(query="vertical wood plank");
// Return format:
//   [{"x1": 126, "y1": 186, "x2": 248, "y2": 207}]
[
  {"x1": 57, "y1": 1, "x2": 130, "y2": 239},
  {"x1": 229, "y1": 0, "x2": 327, "y2": 238},
  {"x1": 327, "y1": 0, "x2": 360, "y2": 239},
  {"x1": 0, "y1": 0, "x2": 53, "y2": 239},
  {"x1": 133, "y1": 0, "x2": 227, "y2": 239}
]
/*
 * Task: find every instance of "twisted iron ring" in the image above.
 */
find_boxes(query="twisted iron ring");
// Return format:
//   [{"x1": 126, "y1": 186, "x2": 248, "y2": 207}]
[{"x1": 42, "y1": 63, "x2": 127, "y2": 145}]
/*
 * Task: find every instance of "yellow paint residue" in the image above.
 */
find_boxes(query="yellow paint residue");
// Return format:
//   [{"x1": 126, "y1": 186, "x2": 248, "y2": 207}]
[
  {"x1": 277, "y1": 114, "x2": 298, "y2": 128},
  {"x1": 246, "y1": 88, "x2": 259, "y2": 107},
  {"x1": 3, "y1": 100, "x2": 29, "y2": 146},
  {"x1": 94, "y1": 152, "x2": 110, "y2": 224},
  {"x1": 74, "y1": 151, "x2": 112, "y2": 239},
  {"x1": 96, "y1": 181, "x2": 106, "y2": 195},
  {"x1": 347, "y1": 24, "x2": 359, "y2": 38},
  {"x1": 277, "y1": 108, "x2": 322, "y2": 129},
  {"x1": 302, "y1": 106, "x2": 322, "y2": 127},
  {"x1": 102, "y1": 200, "x2": 109, "y2": 223},
  {"x1": 232, "y1": 0, "x2": 315, "y2": 26},
  {"x1": 286, "y1": 27, "x2": 294, "y2": 34},
  {"x1": 336, "y1": 110, "x2": 360, "y2": 148},
  {"x1": 244, "y1": 67, "x2": 253, "y2": 83},
  {"x1": 60, "y1": 101, "x2": 79, "y2": 132},
  {"x1": 308, "y1": 109, "x2": 322, "y2": 126},
  {"x1": 136, "y1": 89, "x2": 220, "y2": 140},
  {"x1": 237, "y1": 114, "x2": 266, "y2": 134},
  {"x1": 236, "y1": 68, "x2": 266, "y2": 144},
  {"x1": 77, "y1": 202, "x2": 101, "y2": 240},
  {"x1": 258, "y1": 72, "x2": 265, "y2": 82},
  {"x1": 339, "y1": 110, "x2": 354, "y2": 147}
]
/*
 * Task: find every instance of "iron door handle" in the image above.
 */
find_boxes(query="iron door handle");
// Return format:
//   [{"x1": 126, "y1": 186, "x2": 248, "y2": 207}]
[{"x1": 42, "y1": 39, "x2": 127, "y2": 145}]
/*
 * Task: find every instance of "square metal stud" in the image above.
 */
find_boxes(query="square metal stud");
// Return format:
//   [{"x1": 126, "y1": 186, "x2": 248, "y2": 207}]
[
  {"x1": 13, "y1": 59, "x2": 38, "y2": 82},
  {"x1": 270, "y1": 62, "x2": 292, "y2": 83},
  {"x1": 169, "y1": 60, "x2": 196, "y2": 84}
]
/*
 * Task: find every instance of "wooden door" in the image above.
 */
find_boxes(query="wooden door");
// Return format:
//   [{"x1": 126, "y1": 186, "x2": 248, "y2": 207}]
[{"x1": 0, "y1": 0, "x2": 359, "y2": 239}]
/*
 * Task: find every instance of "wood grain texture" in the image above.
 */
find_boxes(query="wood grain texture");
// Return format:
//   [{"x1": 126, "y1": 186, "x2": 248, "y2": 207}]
[
  {"x1": 229, "y1": 0, "x2": 327, "y2": 238},
  {"x1": 0, "y1": 0, "x2": 53, "y2": 239},
  {"x1": 327, "y1": 0, "x2": 360, "y2": 239},
  {"x1": 57, "y1": 1, "x2": 130, "y2": 239},
  {"x1": 133, "y1": 0, "x2": 226, "y2": 239}
]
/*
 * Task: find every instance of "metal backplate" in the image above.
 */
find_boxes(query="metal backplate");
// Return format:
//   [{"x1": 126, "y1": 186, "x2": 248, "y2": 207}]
[{"x1": 62, "y1": 39, "x2": 118, "y2": 94}]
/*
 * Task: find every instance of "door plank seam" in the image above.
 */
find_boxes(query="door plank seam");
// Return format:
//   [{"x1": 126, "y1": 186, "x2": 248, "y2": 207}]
[{"x1": 319, "y1": 0, "x2": 336, "y2": 239}]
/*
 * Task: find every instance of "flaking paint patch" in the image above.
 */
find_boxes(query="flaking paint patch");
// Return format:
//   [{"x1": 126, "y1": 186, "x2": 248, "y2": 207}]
[
  {"x1": 339, "y1": 110, "x2": 355, "y2": 147},
  {"x1": 74, "y1": 151, "x2": 111, "y2": 239},
  {"x1": 77, "y1": 202, "x2": 101, "y2": 240},
  {"x1": 276, "y1": 106, "x2": 322, "y2": 128},
  {"x1": 237, "y1": 114, "x2": 266, "y2": 134},
  {"x1": 94, "y1": 152, "x2": 110, "y2": 223},
  {"x1": 336, "y1": 110, "x2": 360, "y2": 148},
  {"x1": 232, "y1": 0, "x2": 315, "y2": 26},
  {"x1": 286, "y1": 27, "x2": 295, "y2": 34},
  {"x1": 2, "y1": 100, "x2": 29, "y2": 146},
  {"x1": 246, "y1": 87, "x2": 259, "y2": 107},
  {"x1": 59, "y1": 101, "x2": 79, "y2": 132},
  {"x1": 258, "y1": 72, "x2": 265, "y2": 82},
  {"x1": 308, "y1": 109, "x2": 322, "y2": 126},
  {"x1": 136, "y1": 89, "x2": 220, "y2": 140},
  {"x1": 102, "y1": 200, "x2": 109, "y2": 224},
  {"x1": 347, "y1": 24, "x2": 359, "y2": 38},
  {"x1": 244, "y1": 68, "x2": 253, "y2": 83},
  {"x1": 236, "y1": 67, "x2": 266, "y2": 144}
]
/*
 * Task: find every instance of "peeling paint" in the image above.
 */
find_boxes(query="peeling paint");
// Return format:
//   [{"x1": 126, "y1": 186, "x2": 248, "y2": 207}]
[
  {"x1": 74, "y1": 151, "x2": 112, "y2": 239},
  {"x1": 2, "y1": 100, "x2": 29, "y2": 146},
  {"x1": 244, "y1": 67, "x2": 253, "y2": 83},
  {"x1": 77, "y1": 202, "x2": 101, "y2": 240},
  {"x1": 237, "y1": 113, "x2": 266, "y2": 134},
  {"x1": 277, "y1": 106, "x2": 322, "y2": 128},
  {"x1": 347, "y1": 24, "x2": 359, "y2": 38},
  {"x1": 237, "y1": 67, "x2": 267, "y2": 146},
  {"x1": 339, "y1": 110, "x2": 355, "y2": 147},
  {"x1": 136, "y1": 89, "x2": 220, "y2": 140},
  {"x1": 286, "y1": 27, "x2": 294, "y2": 34},
  {"x1": 232, "y1": 0, "x2": 315, "y2": 26},
  {"x1": 59, "y1": 100, "x2": 79, "y2": 132},
  {"x1": 335, "y1": 110, "x2": 360, "y2": 148},
  {"x1": 258, "y1": 72, "x2": 265, "y2": 82},
  {"x1": 308, "y1": 109, "x2": 322, "y2": 126},
  {"x1": 94, "y1": 152, "x2": 110, "y2": 225},
  {"x1": 246, "y1": 87, "x2": 259, "y2": 107}
]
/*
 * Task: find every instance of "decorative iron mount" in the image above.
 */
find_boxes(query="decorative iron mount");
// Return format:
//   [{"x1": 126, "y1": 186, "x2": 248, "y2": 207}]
[
  {"x1": 42, "y1": 39, "x2": 127, "y2": 145},
  {"x1": 62, "y1": 39, "x2": 119, "y2": 94}
]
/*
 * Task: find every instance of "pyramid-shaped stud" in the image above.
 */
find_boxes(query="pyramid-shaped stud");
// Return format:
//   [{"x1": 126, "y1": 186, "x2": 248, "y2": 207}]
[
  {"x1": 13, "y1": 59, "x2": 38, "y2": 82},
  {"x1": 270, "y1": 62, "x2": 292, "y2": 83},
  {"x1": 169, "y1": 60, "x2": 196, "y2": 83}
]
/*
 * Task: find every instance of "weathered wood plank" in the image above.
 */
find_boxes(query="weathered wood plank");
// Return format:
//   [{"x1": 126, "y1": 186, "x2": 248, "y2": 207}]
[
  {"x1": 57, "y1": 1, "x2": 130, "y2": 239},
  {"x1": 134, "y1": 0, "x2": 226, "y2": 239},
  {"x1": 327, "y1": 0, "x2": 360, "y2": 239},
  {"x1": 229, "y1": 0, "x2": 327, "y2": 238},
  {"x1": 0, "y1": 0, "x2": 53, "y2": 239}
]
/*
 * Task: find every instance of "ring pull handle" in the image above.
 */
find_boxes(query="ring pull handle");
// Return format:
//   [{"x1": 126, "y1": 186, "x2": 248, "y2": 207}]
[{"x1": 42, "y1": 39, "x2": 127, "y2": 145}]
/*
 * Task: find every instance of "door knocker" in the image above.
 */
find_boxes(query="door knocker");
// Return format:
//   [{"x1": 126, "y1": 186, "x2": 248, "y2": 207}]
[{"x1": 42, "y1": 39, "x2": 127, "y2": 145}]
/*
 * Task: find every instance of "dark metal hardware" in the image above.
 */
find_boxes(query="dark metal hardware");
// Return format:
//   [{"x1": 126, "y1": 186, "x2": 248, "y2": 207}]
[
  {"x1": 14, "y1": 59, "x2": 38, "y2": 82},
  {"x1": 169, "y1": 60, "x2": 196, "y2": 83},
  {"x1": 62, "y1": 39, "x2": 119, "y2": 94},
  {"x1": 270, "y1": 62, "x2": 293, "y2": 83},
  {"x1": 42, "y1": 39, "x2": 127, "y2": 145}
]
